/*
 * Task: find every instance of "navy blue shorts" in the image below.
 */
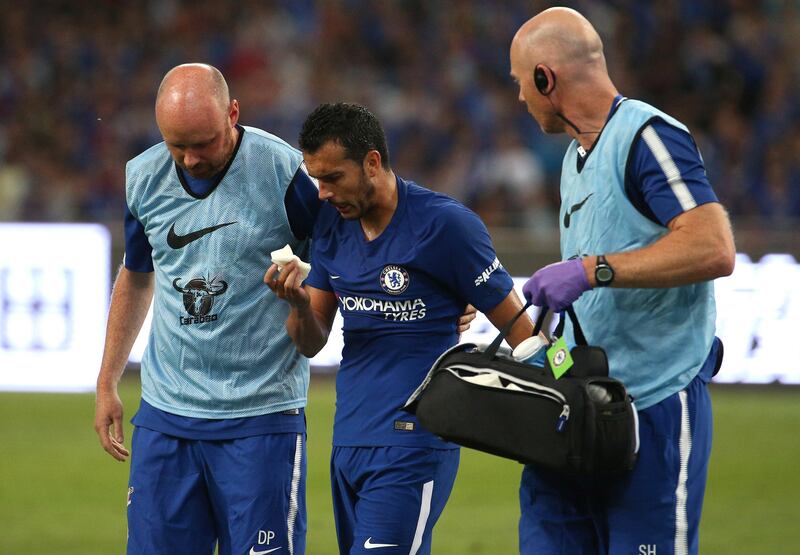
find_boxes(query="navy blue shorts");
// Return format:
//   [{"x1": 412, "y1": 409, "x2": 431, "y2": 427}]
[
  {"x1": 330, "y1": 446, "x2": 460, "y2": 555},
  {"x1": 127, "y1": 428, "x2": 307, "y2": 555},
  {"x1": 519, "y1": 370, "x2": 712, "y2": 555}
]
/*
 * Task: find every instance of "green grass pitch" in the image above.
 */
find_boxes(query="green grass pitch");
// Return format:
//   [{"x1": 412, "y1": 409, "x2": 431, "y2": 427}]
[{"x1": 1, "y1": 378, "x2": 798, "y2": 554}]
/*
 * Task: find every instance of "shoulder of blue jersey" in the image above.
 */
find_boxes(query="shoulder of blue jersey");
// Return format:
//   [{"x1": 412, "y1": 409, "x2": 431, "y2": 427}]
[
  {"x1": 405, "y1": 181, "x2": 480, "y2": 228},
  {"x1": 401, "y1": 182, "x2": 492, "y2": 250}
]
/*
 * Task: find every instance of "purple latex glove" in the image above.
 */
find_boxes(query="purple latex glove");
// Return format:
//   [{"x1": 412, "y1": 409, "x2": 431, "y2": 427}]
[{"x1": 522, "y1": 258, "x2": 591, "y2": 311}]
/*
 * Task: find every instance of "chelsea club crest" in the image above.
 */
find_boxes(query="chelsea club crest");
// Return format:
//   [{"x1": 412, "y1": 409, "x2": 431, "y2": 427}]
[{"x1": 380, "y1": 265, "x2": 410, "y2": 295}]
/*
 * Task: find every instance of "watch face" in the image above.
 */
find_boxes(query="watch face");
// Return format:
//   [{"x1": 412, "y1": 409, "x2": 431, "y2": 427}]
[{"x1": 597, "y1": 266, "x2": 614, "y2": 283}]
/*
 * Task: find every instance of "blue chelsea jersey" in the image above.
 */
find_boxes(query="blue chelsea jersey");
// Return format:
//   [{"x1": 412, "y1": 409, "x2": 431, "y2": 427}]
[{"x1": 305, "y1": 176, "x2": 514, "y2": 448}]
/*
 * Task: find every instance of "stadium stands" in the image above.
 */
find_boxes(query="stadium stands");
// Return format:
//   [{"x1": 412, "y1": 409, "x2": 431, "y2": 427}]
[{"x1": 1, "y1": 0, "x2": 798, "y2": 232}]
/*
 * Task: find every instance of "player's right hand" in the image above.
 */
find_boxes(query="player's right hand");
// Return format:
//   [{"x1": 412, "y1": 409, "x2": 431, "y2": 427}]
[
  {"x1": 94, "y1": 388, "x2": 130, "y2": 462},
  {"x1": 264, "y1": 260, "x2": 311, "y2": 309}
]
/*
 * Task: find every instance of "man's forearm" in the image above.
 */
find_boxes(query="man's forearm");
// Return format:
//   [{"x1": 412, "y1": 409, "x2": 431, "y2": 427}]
[
  {"x1": 486, "y1": 290, "x2": 534, "y2": 349},
  {"x1": 287, "y1": 304, "x2": 330, "y2": 358},
  {"x1": 582, "y1": 203, "x2": 736, "y2": 289},
  {"x1": 97, "y1": 267, "x2": 154, "y2": 391}
]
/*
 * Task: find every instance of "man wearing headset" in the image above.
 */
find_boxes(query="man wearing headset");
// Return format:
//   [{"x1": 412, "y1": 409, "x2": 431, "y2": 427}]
[{"x1": 509, "y1": 8, "x2": 735, "y2": 555}]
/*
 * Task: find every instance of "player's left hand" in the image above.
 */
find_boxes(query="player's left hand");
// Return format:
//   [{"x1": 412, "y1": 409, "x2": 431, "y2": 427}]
[
  {"x1": 522, "y1": 258, "x2": 591, "y2": 312},
  {"x1": 264, "y1": 259, "x2": 310, "y2": 309},
  {"x1": 94, "y1": 387, "x2": 130, "y2": 462},
  {"x1": 457, "y1": 304, "x2": 477, "y2": 334}
]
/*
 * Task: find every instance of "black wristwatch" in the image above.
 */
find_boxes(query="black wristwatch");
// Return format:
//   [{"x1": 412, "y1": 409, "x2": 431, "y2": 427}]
[{"x1": 595, "y1": 254, "x2": 614, "y2": 287}]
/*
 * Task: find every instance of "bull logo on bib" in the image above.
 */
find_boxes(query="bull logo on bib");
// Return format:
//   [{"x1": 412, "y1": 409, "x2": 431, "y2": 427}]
[{"x1": 172, "y1": 276, "x2": 228, "y2": 324}]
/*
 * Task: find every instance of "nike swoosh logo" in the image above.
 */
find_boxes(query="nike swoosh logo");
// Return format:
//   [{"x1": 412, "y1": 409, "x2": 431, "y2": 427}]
[
  {"x1": 563, "y1": 193, "x2": 593, "y2": 228},
  {"x1": 249, "y1": 547, "x2": 281, "y2": 555},
  {"x1": 167, "y1": 221, "x2": 237, "y2": 249},
  {"x1": 330, "y1": 275, "x2": 341, "y2": 279},
  {"x1": 364, "y1": 537, "x2": 398, "y2": 549}
]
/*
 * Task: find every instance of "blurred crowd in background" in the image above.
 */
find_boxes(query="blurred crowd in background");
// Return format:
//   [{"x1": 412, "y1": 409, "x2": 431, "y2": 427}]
[{"x1": 1, "y1": 0, "x2": 799, "y2": 234}]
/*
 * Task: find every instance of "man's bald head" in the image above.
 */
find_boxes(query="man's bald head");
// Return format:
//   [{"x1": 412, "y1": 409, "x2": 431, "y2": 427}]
[
  {"x1": 155, "y1": 64, "x2": 240, "y2": 179},
  {"x1": 511, "y1": 7, "x2": 606, "y2": 76},
  {"x1": 510, "y1": 8, "x2": 617, "y2": 137},
  {"x1": 156, "y1": 63, "x2": 230, "y2": 123}
]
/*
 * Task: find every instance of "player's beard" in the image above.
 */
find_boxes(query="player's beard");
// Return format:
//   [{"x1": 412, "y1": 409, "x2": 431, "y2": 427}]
[
  {"x1": 354, "y1": 171, "x2": 376, "y2": 219},
  {"x1": 336, "y1": 170, "x2": 376, "y2": 220}
]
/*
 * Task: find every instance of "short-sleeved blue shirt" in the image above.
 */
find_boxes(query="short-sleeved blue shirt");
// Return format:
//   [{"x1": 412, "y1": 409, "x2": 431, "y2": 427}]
[{"x1": 305, "y1": 176, "x2": 514, "y2": 448}]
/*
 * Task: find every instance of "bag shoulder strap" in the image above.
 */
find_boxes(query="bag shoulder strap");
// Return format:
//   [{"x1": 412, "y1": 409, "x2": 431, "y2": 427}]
[
  {"x1": 484, "y1": 300, "x2": 534, "y2": 359},
  {"x1": 483, "y1": 302, "x2": 588, "y2": 360}
]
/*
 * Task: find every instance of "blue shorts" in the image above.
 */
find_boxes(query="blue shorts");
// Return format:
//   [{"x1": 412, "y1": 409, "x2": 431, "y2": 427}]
[
  {"x1": 127, "y1": 427, "x2": 307, "y2": 555},
  {"x1": 519, "y1": 370, "x2": 712, "y2": 555},
  {"x1": 330, "y1": 446, "x2": 460, "y2": 555}
]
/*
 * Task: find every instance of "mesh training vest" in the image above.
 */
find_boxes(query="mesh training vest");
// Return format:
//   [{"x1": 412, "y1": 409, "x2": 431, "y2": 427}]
[
  {"x1": 559, "y1": 100, "x2": 715, "y2": 409},
  {"x1": 126, "y1": 126, "x2": 310, "y2": 418}
]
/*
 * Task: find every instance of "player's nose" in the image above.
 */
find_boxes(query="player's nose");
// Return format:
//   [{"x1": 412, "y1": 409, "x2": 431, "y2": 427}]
[
  {"x1": 318, "y1": 182, "x2": 334, "y2": 201},
  {"x1": 183, "y1": 151, "x2": 201, "y2": 168}
]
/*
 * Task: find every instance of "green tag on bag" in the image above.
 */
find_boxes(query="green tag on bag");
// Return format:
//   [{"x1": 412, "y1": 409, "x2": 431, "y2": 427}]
[{"x1": 546, "y1": 336, "x2": 573, "y2": 379}]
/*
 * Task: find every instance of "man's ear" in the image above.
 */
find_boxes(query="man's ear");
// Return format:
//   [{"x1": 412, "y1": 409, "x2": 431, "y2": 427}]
[
  {"x1": 363, "y1": 150, "x2": 382, "y2": 176},
  {"x1": 228, "y1": 99, "x2": 240, "y2": 127}
]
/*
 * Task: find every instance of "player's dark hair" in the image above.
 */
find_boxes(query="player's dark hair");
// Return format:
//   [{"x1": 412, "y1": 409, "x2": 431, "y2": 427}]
[{"x1": 299, "y1": 103, "x2": 390, "y2": 169}]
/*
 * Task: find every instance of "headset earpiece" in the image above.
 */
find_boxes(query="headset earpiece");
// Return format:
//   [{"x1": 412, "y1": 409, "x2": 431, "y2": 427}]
[
  {"x1": 532, "y1": 65, "x2": 594, "y2": 135},
  {"x1": 534, "y1": 65, "x2": 553, "y2": 95}
]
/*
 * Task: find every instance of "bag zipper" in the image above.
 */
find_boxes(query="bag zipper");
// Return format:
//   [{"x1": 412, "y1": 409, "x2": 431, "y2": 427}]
[
  {"x1": 557, "y1": 406, "x2": 570, "y2": 432},
  {"x1": 404, "y1": 343, "x2": 478, "y2": 409},
  {"x1": 446, "y1": 364, "x2": 571, "y2": 432}
]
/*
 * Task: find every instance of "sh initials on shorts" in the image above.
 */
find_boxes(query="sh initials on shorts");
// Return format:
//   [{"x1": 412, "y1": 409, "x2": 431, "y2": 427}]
[{"x1": 638, "y1": 545, "x2": 657, "y2": 555}]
